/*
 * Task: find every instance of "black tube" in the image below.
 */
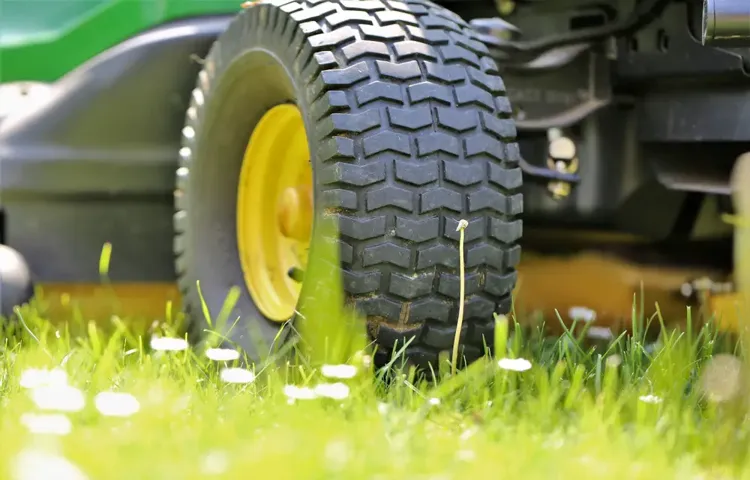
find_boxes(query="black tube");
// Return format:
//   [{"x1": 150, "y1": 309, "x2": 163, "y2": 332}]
[
  {"x1": 702, "y1": 0, "x2": 750, "y2": 47},
  {"x1": 482, "y1": 0, "x2": 672, "y2": 56}
]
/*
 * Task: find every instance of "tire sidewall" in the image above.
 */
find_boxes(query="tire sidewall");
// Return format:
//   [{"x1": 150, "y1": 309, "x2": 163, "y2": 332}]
[{"x1": 178, "y1": 9, "x2": 322, "y2": 357}]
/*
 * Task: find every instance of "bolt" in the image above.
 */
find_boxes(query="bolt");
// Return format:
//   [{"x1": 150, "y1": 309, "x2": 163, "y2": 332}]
[
  {"x1": 287, "y1": 267, "x2": 305, "y2": 282},
  {"x1": 545, "y1": 134, "x2": 578, "y2": 200},
  {"x1": 278, "y1": 185, "x2": 312, "y2": 242},
  {"x1": 549, "y1": 136, "x2": 577, "y2": 161},
  {"x1": 548, "y1": 181, "x2": 571, "y2": 199}
]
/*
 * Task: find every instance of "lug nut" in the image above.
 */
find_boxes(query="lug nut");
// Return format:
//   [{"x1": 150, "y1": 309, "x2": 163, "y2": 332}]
[{"x1": 287, "y1": 267, "x2": 305, "y2": 282}]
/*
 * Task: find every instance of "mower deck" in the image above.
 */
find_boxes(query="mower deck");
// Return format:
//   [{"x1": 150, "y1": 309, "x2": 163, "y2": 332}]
[{"x1": 33, "y1": 242, "x2": 740, "y2": 335}]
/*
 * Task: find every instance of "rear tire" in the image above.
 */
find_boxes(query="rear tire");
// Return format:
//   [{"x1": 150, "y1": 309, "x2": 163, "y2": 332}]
[{"x1": 174, "y1": 0, "x2": 523, "y2": 367}]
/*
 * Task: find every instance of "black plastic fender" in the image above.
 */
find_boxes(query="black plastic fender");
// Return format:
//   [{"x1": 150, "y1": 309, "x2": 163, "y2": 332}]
[
  {"x1": 0, "y1": 16, "x2": 233, "y2": 283},
  {"x1": 0, "y1": 15, "x2": 233, "y2": 196}
]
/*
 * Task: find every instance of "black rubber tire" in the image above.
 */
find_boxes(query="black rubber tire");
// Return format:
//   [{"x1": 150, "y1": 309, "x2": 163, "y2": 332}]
[{"x1": 175, "y1": 0, "x2": 522, "y2": 367}]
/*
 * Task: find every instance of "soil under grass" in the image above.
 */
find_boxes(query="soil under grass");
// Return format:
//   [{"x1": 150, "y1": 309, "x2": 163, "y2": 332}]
[{"x1": 0, "y1": 299, "x2": 749, "y2": 480}]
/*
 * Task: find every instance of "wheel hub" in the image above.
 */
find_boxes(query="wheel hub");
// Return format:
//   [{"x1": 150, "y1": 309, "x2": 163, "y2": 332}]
[
  {"x1": 278, "y1": 185, "x2": 312, "y2": 243},
  {"x1": 236, "y1": 104, "x2": 312, "y2": 322}
]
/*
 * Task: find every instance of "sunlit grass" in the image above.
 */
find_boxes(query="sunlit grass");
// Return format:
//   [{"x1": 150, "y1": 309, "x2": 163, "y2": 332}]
[
  {"x1": 0, "y1": 298, "x2": 748, "y2": 480},
  {"x1": 2, "y1": 217, "x2": 750, "y2": 478}
]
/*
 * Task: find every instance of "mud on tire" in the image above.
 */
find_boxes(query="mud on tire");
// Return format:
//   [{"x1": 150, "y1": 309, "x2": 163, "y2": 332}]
[{"x1": 174, "y1": 0, "x2": 523, "y2": 368}]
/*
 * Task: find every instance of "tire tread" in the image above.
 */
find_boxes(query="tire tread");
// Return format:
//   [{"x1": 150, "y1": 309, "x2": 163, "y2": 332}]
[{"x1": 175, "y1": 0, "x2": 522, "y2": 367}]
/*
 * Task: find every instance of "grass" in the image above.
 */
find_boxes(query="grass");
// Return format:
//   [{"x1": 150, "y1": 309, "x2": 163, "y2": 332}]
[
  {"x1": 3, "y1": 219, "x2": 750, "y2": 479},
  {"x1": 0, "y1": 297, "x2": 749, "y2": 480}
]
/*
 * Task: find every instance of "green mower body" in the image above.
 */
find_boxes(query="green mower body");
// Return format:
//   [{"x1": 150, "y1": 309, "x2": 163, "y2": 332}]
[{"x1": 0, "y1": 0, "x2": 240, "y2": 84}]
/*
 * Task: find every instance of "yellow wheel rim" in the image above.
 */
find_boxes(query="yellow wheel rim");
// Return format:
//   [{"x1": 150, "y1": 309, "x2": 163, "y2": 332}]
[{"x1": 237, "y1": 104, "x2": 312, "y2": 322}]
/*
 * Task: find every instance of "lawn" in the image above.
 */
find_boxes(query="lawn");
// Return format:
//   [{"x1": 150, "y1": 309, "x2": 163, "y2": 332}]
[{"x1": 1, "y1": 298, "x2": 749, "y2": 480}]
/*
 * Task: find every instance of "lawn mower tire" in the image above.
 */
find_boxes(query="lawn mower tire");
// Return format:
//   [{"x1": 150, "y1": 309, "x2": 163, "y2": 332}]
[{"x1": 174, "y1": 0, "x2": 522, "y2": 368}]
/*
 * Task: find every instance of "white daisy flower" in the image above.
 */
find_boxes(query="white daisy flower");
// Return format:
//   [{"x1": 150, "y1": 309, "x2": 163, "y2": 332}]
[
  {"x1": 31, "y1": 385, "x2": 85, "y2": 413},
  {"x1": 20, "y1": 368, "x2": 68, "y2": 389},
  {"x1": 20, "y1": 413, "x2": 72, "y2": 436},
  {"x1": 321, "y1": 364, "x2": 357, "y2": 379},
  {"x1": 206, "y1": 348, "x2": 240, "y2": 362},
  {"x1": 94, "y1": 392, "x2": 141, "y2": 417},
  {"x1": 314, "y1": 382, "x2": 350, "y2": 400},
  {"x1": 497, "y1": 358, "x2": 532, "y2": 372},
  {"x1": 219, "y1": 367, "x2": 255, "y2": 384},
  {"x1": 150, "y1": 336, "x2": 189, "y2": 352},
  {"x1": 13, "y1": 449, "x2": 88, "y2": 480},
  {"x1": 569, "y1": 306, "x2": 597, "y2": 323},
  {"x1": 638, "y1": 394, "x2": 663, "y2": 404},
  {"x1": 283, "y1": 385, "x2": 317, "y2": 400}
]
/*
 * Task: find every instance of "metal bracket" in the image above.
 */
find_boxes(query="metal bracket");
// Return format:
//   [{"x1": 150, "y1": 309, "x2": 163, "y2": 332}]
[
  {"x1": 518, "y1": 156, "x2": 580, "y2": 184},
  {"x1": 502, "y1": 48, "x2": 613, "y2": 132}
]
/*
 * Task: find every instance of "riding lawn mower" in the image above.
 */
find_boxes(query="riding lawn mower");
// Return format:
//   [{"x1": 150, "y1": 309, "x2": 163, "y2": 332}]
[{"x1": 0, "y1": 0, "x2": 749, "y2": 366}]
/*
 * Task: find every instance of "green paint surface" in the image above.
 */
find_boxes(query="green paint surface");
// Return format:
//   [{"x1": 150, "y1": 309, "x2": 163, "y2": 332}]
[{"x1": 0, "y1": 0, "x2": 240, "y2": 83}]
